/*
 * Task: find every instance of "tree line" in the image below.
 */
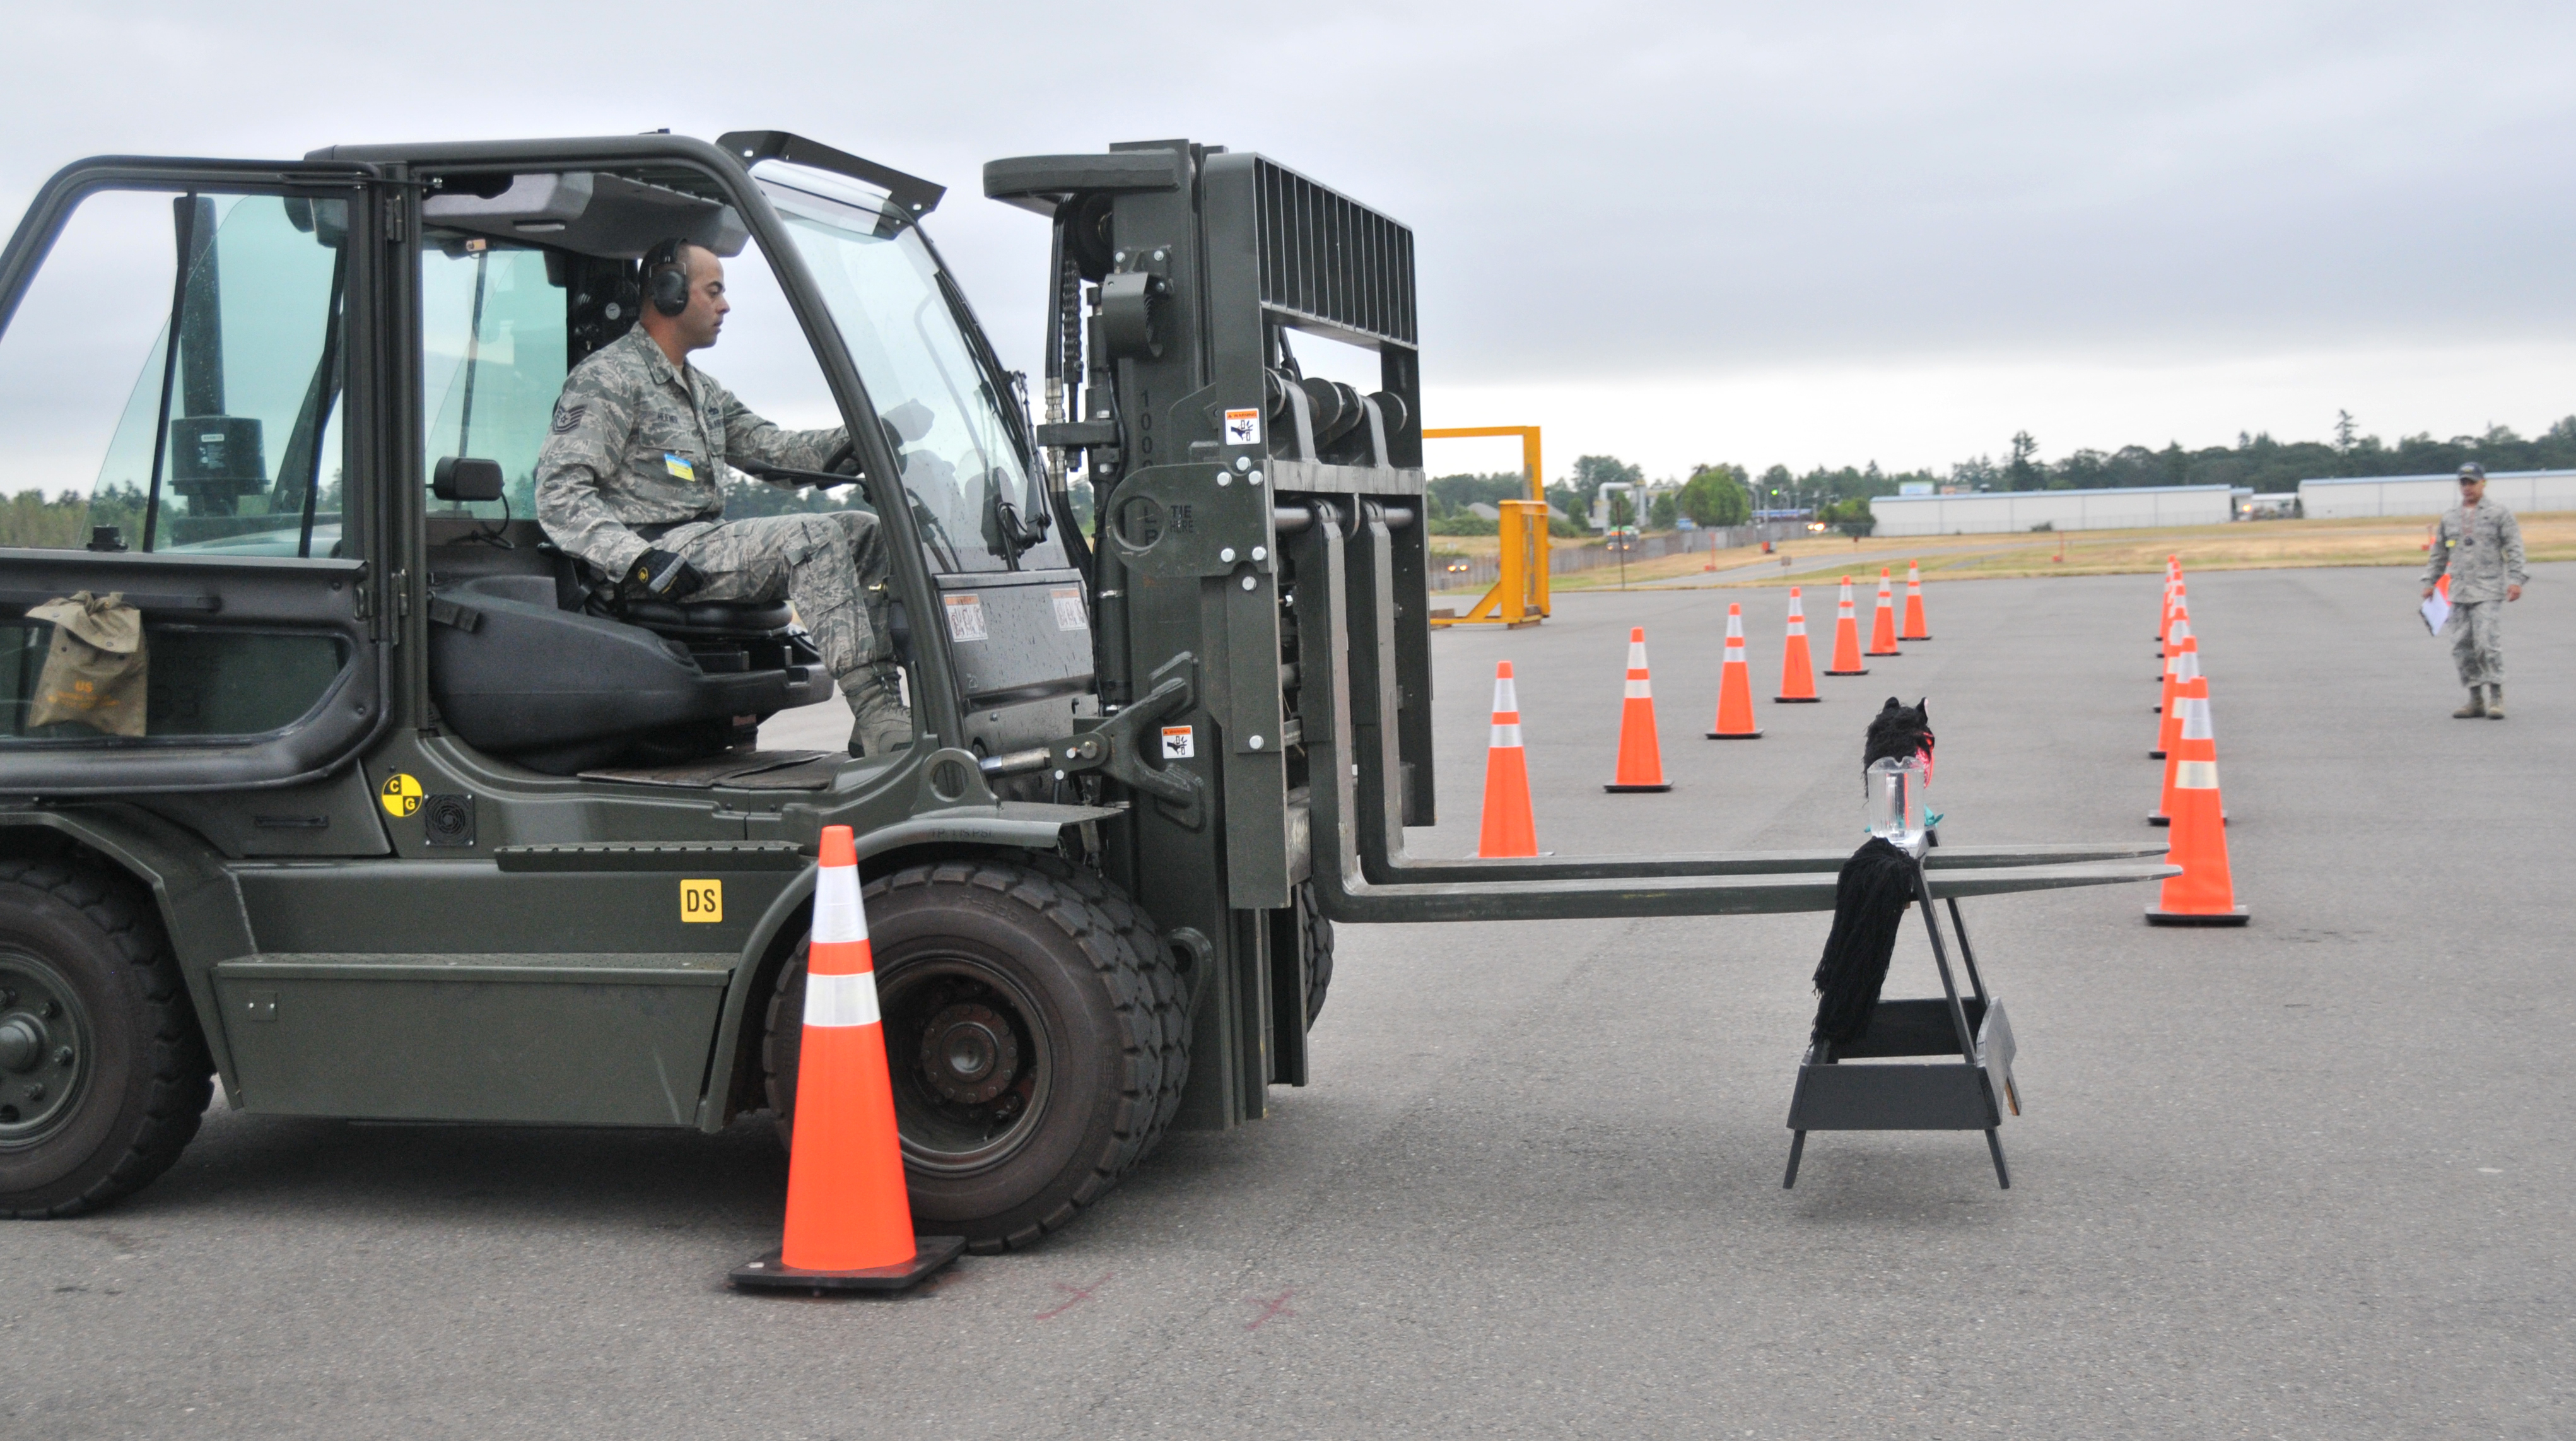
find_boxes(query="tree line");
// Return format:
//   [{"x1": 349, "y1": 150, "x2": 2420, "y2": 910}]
[{"x1": 1456, "y1": 411, "x2": 2576, "y2": 536}]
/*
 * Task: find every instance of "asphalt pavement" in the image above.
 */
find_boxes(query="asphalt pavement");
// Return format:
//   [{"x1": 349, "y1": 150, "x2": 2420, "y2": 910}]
[{"x1": 7, "y1": 563, "x2": 2568, "y2": 1438}]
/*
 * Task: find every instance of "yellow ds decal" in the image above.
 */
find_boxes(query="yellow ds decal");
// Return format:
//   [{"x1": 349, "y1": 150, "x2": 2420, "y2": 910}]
[
  {"x1": 680, "y1": 879, "x2": 723, "y2": 923},
  {"x1": 380, "y1": 773, "x2": 423, "y2": 818}
]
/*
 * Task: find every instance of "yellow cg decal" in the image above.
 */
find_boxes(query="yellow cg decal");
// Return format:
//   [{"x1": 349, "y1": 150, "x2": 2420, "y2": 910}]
[{"x1": 379, "y1": 773, "x2": 423, "y2": 818}]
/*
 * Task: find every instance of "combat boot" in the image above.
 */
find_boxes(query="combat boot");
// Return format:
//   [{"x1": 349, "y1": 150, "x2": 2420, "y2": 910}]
[
  {"x1": 2453, "y1": 688, "x2": 2486, "y2": 719},
  {"x1": 845, "y1": 663, "x2": 914, "y2": 757},
  {"x1": 2486, "y1": 684, "x2": 2505, "y2": 720}
]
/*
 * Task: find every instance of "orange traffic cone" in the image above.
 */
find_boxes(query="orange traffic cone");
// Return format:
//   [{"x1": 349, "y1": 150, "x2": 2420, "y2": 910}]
[
  {"x1": 2153, "y1": 609, "x2": 2193, "y2": 733},
  {"x1": 734, "y1": 825, "x2": 963, "y2": 1293},
  {"x1": 1776, "y1": 587, "x2": 1820, "y2": 702},
  {"x1": 1899, "y1": 561, "x2": 1931, "y2": 641},
  {"x1": 1605, "y1": 626, "x2": 1672, "y2": 792},
  {"x1": 2145, "y1": 677, "x2": 2247, "y2": 926},
  {"x1": 1707, "y1": 604, "x2": 1762, "y2": 738},
  {"x1": 2150, "y1": 657, "x2": 2228, "y2": 826},
  {"x1": 1824, "y1": 577, "x2": 1869, "y2": 676},
  {"x1": 2151, "y1": 631, "x2": 2196, "y2": 758},
  {"x1": 1478, "y1": 662, "x2": 1539, "y2": 857},
  {"x1": 1866, "y1": 568, "x2": 1902, "y2": 656}
]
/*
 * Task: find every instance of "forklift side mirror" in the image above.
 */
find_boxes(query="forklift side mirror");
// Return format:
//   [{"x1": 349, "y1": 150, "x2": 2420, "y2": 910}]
[{"x1": 433, "y1": 457, "x2": 505, "y2": 503}]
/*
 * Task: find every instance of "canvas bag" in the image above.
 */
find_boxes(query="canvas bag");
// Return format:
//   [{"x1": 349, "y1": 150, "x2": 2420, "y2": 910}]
[{"x1": 26, "y1": 591, "x2": 149, "y2": 736}]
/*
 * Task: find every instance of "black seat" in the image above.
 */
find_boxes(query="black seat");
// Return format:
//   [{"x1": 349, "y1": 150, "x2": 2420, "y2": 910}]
[{"x1": 424, "y1": 569, "x2": 830, "y2": 775}]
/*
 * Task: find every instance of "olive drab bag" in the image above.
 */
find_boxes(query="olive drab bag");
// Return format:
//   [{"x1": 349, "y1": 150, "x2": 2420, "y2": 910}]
[{"x1": 26, "y1": 591, "x2": 148, "y2": 736}]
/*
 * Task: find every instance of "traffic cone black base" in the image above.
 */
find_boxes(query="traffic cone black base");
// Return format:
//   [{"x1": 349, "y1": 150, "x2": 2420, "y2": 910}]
[
  {"x1": 2145, "y1": 905, "x2": 2248, "y2": 927},
  {"x1": 2147, "y1": 812, "x2": 2226, "y2": 827},
  {"x1": 1604, "y1": 782, "x2": 1674, "y2": 792},
  {"x1": 1825, "y1": 666, "x2": 1870, "y2": 676},
  {"x1": 732, "y1": 1236, "x2": 965, "y2": 1293},
  {"x1": 1773, "y1": 696, "x2": 1821, "y2": 703},
  {"x1": 1705, "y1": 729, "x2": 1764, "y2": 738}
]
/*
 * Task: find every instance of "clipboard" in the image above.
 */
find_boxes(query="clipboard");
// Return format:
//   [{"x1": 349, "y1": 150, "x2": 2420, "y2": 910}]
[{"x1": 2421, "y1": 578, "x2": 2450, "y2": 635}]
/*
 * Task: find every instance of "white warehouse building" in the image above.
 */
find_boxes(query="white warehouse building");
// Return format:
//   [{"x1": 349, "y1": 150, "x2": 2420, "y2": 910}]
[
  {"x1": 2296, "y1": 469, "x2": 2576, "y2": 519},
  {"x1": 1870, "y1": 484, "x2": 2236, "y2": 538}
]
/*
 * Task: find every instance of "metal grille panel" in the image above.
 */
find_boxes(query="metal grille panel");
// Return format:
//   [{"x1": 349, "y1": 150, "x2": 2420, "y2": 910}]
[{"x1": 1253, "y1": 159, "x2": 1417, "y2": 348}]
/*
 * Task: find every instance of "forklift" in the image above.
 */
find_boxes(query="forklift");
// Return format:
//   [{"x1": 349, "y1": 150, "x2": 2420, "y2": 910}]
[{"x1": 0, "y1": 130, "x2": 2163, "y2": 1244}]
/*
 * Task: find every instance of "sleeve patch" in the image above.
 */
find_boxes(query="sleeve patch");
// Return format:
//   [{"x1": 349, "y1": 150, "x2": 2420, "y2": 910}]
[{"x1": 551, "y1": 403, "x2": 587, "y2": 434}]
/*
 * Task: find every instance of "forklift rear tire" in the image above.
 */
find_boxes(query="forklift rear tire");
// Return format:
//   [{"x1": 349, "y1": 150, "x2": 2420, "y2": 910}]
[
  {"x1": 0, "y1": 855, "x2": 213, "y2": 1218},
  {"x1": 765, "y1": 859, "x2": 1181, "y2": 1252}
]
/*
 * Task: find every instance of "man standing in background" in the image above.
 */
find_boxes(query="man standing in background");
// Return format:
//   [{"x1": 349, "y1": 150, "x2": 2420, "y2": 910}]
[{"x1": 2421, "y1": 462, "x2": 2527, "y2": 719}]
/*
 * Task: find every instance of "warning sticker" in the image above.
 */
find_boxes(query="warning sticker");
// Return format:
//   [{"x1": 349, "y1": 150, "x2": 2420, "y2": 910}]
[
  {"x1": 1050, "y1": 585, "x2": 1088, "y2": 632},
  {"x1": 679, "y1": 879, "x2": 723, "y2": 923},
  {"x1": 944, "y1": 593, "x2": 988, "y2": 642},
  {"x1": 379, "y1": 772, "x2": 423, "y2": 818},
  {"x1": 1161, "y1": 725, "x2": 1195, "y2": 760},
  {"x1": 1222, "y1": 408, "x2": 1262, "y2": 446}
]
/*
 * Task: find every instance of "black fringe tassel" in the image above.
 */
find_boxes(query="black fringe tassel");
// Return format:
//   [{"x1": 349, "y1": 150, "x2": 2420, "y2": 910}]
[{"x1": 1810, "y1": 837, "x2": 1918, "y2": 1043}]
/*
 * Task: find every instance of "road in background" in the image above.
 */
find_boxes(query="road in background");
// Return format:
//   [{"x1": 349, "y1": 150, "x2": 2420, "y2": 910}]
[{"x1": 8, "y1": 566, "x2": 2568, "y2": 1438}]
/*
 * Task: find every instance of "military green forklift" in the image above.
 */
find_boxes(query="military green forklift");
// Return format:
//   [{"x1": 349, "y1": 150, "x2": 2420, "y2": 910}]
[{"x1": 0, "y1": 130, "x2": 2164, "y2": 1244}]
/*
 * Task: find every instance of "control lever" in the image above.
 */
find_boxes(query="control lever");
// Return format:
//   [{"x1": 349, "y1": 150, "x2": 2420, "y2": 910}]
[{"x1": 1043, "y1": 673, "x2": 1202, "y2": 828}]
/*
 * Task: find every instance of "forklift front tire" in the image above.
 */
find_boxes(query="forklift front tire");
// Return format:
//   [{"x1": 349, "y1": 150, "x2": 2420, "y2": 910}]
[{"x1": 764, "y1": 859, "x2": 1181, "y2": 1252}]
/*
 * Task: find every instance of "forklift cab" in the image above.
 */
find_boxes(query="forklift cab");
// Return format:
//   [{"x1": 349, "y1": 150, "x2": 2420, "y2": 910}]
[{"x1": 0, "y1": 133, "x2": 1097, "y2": 797}]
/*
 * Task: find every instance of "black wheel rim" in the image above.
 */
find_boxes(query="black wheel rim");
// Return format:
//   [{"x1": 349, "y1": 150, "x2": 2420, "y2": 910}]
[
  {"x1": 0, "y1": 950, "x2": 93, "y2": 1149},
  {"x1": 875, "y1": 953, "x2": 1053, "y2": 1177}
]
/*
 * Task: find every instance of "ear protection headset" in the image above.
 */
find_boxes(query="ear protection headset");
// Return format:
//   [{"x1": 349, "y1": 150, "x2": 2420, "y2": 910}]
[{"x1": 643, "y1": 237, "x2": 693, "y2": 318}]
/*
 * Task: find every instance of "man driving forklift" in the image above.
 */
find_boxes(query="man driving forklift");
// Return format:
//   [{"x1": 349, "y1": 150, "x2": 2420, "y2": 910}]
[{"x1": 534, "y1": 237, "x2": 911, "y2": 757}]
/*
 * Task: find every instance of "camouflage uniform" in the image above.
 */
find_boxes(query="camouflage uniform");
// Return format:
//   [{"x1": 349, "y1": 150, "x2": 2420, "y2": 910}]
[
  {"x1": 2421, "y1": 495, "x2": 2527, "y2": 703},
  {"x1": 534, "y1": 327, "x2": 909, "y2": 753}
]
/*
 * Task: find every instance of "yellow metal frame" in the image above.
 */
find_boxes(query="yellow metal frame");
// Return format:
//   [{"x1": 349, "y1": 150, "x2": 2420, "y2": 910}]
[{"x1": 1422, "y1": 426, "x2": 1549, "y2": 628}]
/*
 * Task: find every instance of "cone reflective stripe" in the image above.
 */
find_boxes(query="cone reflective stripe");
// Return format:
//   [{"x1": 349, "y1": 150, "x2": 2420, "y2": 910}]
[
  {"x1": 1899, "y1": 560, "x2": 1931, "y2": 641},
  {"x1": 1824, "y1": 577, "x2": 1869, "y2": 674},
  {"x1": 2158, "y1": 560, "x2": 2182, "y2": 644},
  {"x1": 734, "y1": 825, "x2": 963, "y2": 1292},
  {"x1": 2151, "y1": 641, "x2": 2198, "y2": 762},
  {"x1": 2146, "y1": 675, "x2": 2247, "y2": 925},
  {"x1": 1707, "y1": 604, "x2": 1762, "y2": 738},
  {"x1": 1866, "y1": 568, "x2": 1902, "y2": 656},
  {"x1": 1605, "y1": 627, "x2": 1672, "y2": 792},
  {"x1": 1478, "y1": 662, "x2": 1539, "y2": 857},
  {"x1": 1776, "y1": 587, "x2": 1820, "y2": 702}
]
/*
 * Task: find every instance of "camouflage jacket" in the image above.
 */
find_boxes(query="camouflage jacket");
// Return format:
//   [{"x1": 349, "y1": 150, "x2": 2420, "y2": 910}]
[
  {"x1": 2421, "y1": 498, "x2": 2529, "y2": 604},
  {"x1": 534, "y1": 326, "x2": 844, "y2": 577}
]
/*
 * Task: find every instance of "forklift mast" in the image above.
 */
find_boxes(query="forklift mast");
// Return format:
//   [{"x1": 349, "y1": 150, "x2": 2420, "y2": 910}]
[{"x1": 988, "y1": 141, "x2": 1434, "y2": 1123}]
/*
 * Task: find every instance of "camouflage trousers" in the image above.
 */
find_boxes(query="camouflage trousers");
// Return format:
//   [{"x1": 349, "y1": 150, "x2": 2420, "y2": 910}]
[
  {"x1": 2449, "y1": 599, "x2": 2504, "y2": 688},
  {"x1": 660, "y1": 510, "x2": 891, "y2": 682}
]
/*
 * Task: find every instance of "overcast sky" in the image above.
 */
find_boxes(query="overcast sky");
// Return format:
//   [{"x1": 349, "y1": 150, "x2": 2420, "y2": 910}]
[{"x1": 9, "y1": 0, "x2": 2574, "y2": 482}]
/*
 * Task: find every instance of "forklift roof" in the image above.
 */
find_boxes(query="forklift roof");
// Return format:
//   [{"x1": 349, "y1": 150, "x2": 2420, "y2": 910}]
[{"x1": 421, "y1": 171, "x2": 747, "y2": 261}]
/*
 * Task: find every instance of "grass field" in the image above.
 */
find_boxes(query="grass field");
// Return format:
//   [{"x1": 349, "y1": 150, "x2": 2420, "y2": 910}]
[{"x1": 1434, "y1": 512, "x2": 2576, "y2": 594}]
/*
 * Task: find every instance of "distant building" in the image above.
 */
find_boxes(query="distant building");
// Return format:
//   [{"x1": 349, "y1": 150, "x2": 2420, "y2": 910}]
[
  {"x1": 1466, "y1": 502, "x2": 1501, "y2": 521},
  {"x1": 2296, "y1": 469, "x2": 2576, "y2": 519},
  {"x1": 1870, "y1": 483, "x2": 2236, "y2": 537}
]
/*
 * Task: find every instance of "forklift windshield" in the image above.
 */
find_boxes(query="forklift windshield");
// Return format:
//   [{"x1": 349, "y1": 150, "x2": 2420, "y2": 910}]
[{"x1": 758, "y1": 173, "x2": 1062, "y2": 576}]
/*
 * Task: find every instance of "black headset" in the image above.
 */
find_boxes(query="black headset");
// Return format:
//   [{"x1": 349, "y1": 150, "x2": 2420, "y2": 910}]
[{"x1": 642, "y1": 237, "x2": 694, "y2": 318}]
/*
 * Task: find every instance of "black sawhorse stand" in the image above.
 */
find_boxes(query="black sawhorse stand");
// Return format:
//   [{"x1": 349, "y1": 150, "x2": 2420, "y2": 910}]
[{"x1": 1784, "y1": 854, "x2": 2021, "y2": 1189}]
